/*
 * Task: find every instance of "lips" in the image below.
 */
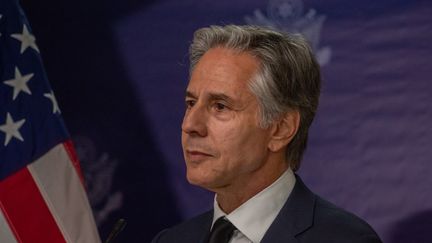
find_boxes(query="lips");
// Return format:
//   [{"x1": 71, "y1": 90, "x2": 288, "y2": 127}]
[
  {"x1": 187, "y1": 150, "x2": 212, "y2": 156},
  {"x1": 185, "y1": 149, "x2": 213, "y2": 162}
]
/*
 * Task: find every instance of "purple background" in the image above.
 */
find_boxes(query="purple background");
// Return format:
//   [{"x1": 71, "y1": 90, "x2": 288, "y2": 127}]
[{"x1": 20, "y1": 0, "x2": 432, "y2": 242}]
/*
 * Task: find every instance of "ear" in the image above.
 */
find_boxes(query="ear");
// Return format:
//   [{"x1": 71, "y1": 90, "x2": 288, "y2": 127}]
[{"x1": 268, "y1": 110, "x2": 300, "y2": 152}]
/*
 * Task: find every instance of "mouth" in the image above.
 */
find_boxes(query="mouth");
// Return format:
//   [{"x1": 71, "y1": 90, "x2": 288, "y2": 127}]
[{"x1": 185, "y1": 150, "x2": 213, "y2": 162}]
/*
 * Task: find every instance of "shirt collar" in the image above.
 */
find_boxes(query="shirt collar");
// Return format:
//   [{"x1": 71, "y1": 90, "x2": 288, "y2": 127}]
[{"x1": 212, "y1": 168, "x2": 296, "y2": 243}]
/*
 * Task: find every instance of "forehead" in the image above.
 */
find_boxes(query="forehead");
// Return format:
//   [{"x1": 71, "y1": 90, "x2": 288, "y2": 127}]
[{"x1": 187, "y1": 47, "x2": 260, "y2": 97}]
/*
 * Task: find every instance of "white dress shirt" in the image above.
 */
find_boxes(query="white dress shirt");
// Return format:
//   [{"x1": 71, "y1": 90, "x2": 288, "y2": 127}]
[{"x1": 211, "y1": 169, "x2": 296, "y2": 243}]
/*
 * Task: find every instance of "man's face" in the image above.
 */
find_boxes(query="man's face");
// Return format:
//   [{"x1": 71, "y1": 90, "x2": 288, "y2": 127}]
[{"x1": 181, "y1": 47, "x2": 274, "y2": 191}]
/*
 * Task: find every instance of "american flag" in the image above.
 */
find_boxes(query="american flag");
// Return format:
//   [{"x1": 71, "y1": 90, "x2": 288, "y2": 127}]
[{"x1": 0, "y1": 0, "x2": 101, "y2": 242}]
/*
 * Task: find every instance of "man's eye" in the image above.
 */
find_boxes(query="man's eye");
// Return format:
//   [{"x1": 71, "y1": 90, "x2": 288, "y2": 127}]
[
  {"x1": 185, "y1": 100, "x2": 195, "y2": 108},
  {"x1": 214, "y1": 103, "x2": 227, "y2": 111}
]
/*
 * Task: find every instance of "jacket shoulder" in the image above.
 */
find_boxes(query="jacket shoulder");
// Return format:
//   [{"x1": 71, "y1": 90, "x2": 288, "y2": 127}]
[
  {"x1": 151, "y1": 211, "x2": 212, "y2": 243},
  {"x1": 301, "y1": 196, "x2": 382, "y2": 243}
]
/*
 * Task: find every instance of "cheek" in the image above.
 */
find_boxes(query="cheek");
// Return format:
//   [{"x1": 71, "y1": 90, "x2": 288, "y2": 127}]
[
  {"x1": 213, "y1": 123, "x2": 247, "y2": 149},
  {"x1": 215, "y1": 124, "x2": 269, "y2": 164}
]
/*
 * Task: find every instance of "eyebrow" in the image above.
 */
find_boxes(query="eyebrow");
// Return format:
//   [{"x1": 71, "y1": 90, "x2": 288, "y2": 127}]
[
  {"x1": 185, "y1": 91, "x2": 196, "y2": 99},
  {"x1": 185, "y1": 91, "x2": 235, "y2": 103}
]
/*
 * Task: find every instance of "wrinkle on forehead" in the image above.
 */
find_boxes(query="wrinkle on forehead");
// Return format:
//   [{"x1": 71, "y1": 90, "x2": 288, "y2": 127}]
[{"x1": 187, "y1": 47, "x2": 260, "y2": 108}]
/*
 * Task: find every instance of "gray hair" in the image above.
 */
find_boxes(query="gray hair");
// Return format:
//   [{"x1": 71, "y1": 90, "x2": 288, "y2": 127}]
[{"x1": 189, "y1": 25, "x2": 321, "y2": 171}]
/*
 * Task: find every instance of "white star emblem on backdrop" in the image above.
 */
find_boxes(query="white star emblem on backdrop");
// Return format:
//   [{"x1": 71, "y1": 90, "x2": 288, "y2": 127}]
[
  {"x1": 11, "y1": 24, "x2": 39, "y2": 54},
  {"x1": 0, "y1": 112, "x2": 26, "y2": 146},
  {"x1": 44, "y1": 91, "x2": 61, "y2": 114},
  {"x1": 3, "y1": 67, "x2": 33, "y2": 100}
]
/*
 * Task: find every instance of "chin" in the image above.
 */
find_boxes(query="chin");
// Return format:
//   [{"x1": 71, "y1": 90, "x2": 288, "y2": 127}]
[
  {"x1": 186, "y1": 172, "x2": 209, "y2": 187},
  {"x1": 186, "y1": 171, "x2": 219, "y2": 192}
]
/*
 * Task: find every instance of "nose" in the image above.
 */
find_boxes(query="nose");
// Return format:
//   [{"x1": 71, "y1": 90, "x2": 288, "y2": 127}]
[{"x1": 181, "y1": 104, "x2": 208, "y2": 137}]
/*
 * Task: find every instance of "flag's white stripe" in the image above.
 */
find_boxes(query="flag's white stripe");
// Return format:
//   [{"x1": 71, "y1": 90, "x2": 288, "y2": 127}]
[
  {"x1": 28, "y1": 143, "x2": 101, "y2": 243},
  {"x1": 0, "y1": 208, "x2": 18, "y2": 243}
]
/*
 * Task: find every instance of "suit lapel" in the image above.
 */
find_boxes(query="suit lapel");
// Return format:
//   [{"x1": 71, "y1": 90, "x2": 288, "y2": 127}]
[
  {"x1": 197, "y1": 211, "x2": 213, "y2": 243},
  {"x1": 261, "y1": 175, "x2": 316, "y2": 243}
]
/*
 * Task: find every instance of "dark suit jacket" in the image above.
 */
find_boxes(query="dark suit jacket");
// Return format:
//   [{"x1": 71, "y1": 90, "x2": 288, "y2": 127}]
[{"x1": 152, "y1": 176, "x2": 382, "y2": 243}]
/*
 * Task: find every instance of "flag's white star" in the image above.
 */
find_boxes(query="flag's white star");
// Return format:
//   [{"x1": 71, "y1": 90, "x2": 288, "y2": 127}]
[
  {"x1": 0, "y1": 113, "x2": 26, "y2": 146},
  {"x1": 11, "y1": 24, "x2": 39, "y2": 54},
  {"x1": 3, "y1": 67, "x2": 33, "y2": 100},
  {"x1": 44, "y1": 91, "x2": 61, "y2": 114}
]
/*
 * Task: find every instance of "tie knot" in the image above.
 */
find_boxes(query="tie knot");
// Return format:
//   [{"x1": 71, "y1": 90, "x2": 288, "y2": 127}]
[{"x1": 208, "y1": 217, "x2": 237, "y2": 243}]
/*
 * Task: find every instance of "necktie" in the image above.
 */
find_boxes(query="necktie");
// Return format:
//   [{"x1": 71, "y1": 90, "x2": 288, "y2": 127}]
[{"x1": 208, "y1": 217, "x2": 237, "y2": 243}]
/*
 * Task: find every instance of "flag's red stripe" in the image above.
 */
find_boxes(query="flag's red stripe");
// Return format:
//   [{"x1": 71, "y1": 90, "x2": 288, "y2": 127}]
[
  {"x1": 63, "y1": 140, "x2": 86, "y2": 185},
  {"x1": 0, "y1": 167, "x2": 66, "y2": 243}
]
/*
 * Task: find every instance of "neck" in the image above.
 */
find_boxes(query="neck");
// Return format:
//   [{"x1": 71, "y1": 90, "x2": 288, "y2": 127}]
[{"x1": 215, "y1": 154, "x2": 288, "y2": 214}]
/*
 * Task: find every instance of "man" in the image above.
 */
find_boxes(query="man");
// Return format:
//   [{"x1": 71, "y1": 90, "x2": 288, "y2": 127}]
[{"x1": 152, "y1": 25, "x2": 382, "y2": 243}]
